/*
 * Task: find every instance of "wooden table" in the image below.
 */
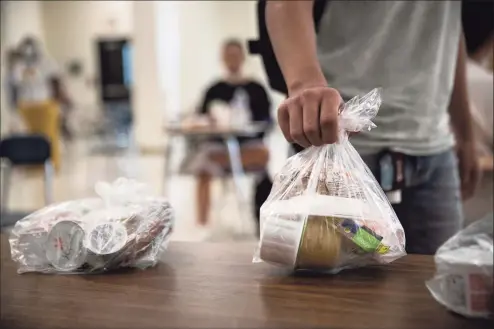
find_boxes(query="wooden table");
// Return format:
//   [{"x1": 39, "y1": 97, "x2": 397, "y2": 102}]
[{"x1": 1, "y1": 235, "x2": 490, "y2": 329}]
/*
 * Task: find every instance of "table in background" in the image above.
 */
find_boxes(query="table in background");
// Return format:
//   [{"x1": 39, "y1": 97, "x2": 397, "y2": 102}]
[
  {"x1": 163, "y1": 122, "x2": 268, "y2": 201},
  {"x1": 1, "y1": 235, "x2": 490, "y2": 329}
]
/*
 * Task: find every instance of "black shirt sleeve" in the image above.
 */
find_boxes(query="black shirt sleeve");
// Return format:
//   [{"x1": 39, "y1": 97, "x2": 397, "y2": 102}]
[
  {"x1": 252, "y1": 82, "x2": 272, "y2": 124},
  {"x1": 246, "y1": 81, "x2": 273, "y2": 139}
]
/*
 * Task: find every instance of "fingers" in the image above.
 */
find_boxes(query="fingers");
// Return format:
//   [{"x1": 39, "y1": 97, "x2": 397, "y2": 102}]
[
  {"x1": 301, "y1": 90, "x2": 323, "y2": 146},
  {"x1": 320, "y1": 90, "x2": 340, "y2": 144},
  {"x1": 460, "y1": 156, "x2": 481, "y2": 200},
  {"x1": 459, "y1": 157, "x2": 470, "y2": 200},
  {"x1": 277, "y1": 103, "x2": 292, "y2": 143},
  {"x1": 288, "y1": 101, "x2": 310, "y2": 148},
  {"x1": 277, "y1": 87, "x2": 341, "y2": 147}
]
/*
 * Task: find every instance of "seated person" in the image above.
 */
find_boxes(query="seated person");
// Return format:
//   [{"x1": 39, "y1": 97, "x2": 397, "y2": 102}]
[
  {"x1": 187, "y1": 39, "x2": 273, "y2": 228},
  {"x1": 11, "y1": 36, "x2": 71, "y2": 171}
]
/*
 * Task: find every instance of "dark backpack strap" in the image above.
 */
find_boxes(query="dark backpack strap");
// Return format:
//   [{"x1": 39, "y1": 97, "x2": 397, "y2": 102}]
[{"x1": 314, "y1": 0, "x2": 329, "y2": 32}]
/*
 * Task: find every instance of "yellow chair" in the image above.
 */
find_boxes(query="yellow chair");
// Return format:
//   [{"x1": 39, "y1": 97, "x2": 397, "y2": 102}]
[{"x1": 18, "y1": 100, "x2": 61, "y2": 172}]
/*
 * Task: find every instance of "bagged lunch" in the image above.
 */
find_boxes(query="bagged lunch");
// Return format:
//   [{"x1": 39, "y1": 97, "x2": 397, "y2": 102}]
[
  {"x1": 254, "y1": 89, "x2": 406, "y2": 273},
  {"x1": 9, "y1": 178, "x2": 174, "y2": 274},
  {"x1": 426, "y1": 215, "x2": 493, "y2": 318}
]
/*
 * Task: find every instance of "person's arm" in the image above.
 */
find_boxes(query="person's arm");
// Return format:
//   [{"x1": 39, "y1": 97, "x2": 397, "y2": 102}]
[
  {"x1": 199, "y1": 84, "x2": 217, "y2": 115},
  {"x1": 50, "y1": 77, "x2": 71, "y2": 107},
  {"x1": 448, "y1": 31, "x2": 480, "y2": 199},
  {"x1": 266, "y1": 0, "x2": 341, "y2": 147},
  {"x1": 46, "y1": 58, "x2": 71, "y2": 107},
  {"x1": 266, "y1": 0, "x2": 326, "y2": 94}
]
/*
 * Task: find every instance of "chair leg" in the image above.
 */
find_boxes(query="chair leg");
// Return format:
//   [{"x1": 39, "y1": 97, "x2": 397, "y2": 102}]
[
  {"x1": 1, "y1": 163, "x2": 12, "y2": 213},
  {"x1": 44, "y1": 161, "x2": 54, "y2": 205},
  {"x1": 163, "y1": 136, "x2": 175, "y2": 194}
]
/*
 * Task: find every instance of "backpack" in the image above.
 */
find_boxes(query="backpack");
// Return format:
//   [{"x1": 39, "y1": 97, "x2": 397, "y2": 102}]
[{"x1": 248, "y1": 0, "x2": 329, "y2": 96}]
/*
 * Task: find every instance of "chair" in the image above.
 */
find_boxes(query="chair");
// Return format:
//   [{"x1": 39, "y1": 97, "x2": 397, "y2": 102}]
[{"x1": 0, "y1": 135, "x2": 54, "y2": 223}]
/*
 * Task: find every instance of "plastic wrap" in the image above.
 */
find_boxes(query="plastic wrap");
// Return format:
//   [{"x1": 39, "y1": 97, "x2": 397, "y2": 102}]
[
  {"x1": 9, "y1": 178, "x2": 174, "y2": 274},
  {"x1": 253, "y1": 89, "x2": 406, "y2": 273},
  {"x1": 426, "y1": 215, "x2": 493, "y2": 318}
]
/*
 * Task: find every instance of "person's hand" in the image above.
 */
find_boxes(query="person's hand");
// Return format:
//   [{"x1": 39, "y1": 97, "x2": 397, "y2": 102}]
[
  {"x1": 456, "y1": 140, "x2": 481, "y2": 200},
  {"x1": 278, "y1": 87, "x2": 342, "y2": 148}
]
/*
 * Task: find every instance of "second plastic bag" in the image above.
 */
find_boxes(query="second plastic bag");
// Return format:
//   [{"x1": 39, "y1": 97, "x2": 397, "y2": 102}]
[
  {"x1": 254, "y1": 89, "x2": 406, "y2": 273},
  {"x1": 9, "y1": 178, "x2": 174, "y2": 274}
]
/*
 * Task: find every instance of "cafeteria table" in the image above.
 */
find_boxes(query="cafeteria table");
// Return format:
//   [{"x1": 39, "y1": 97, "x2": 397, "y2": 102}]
[
  {"x1": 0, "y1": 234, "x2": 490, "y2": 329},
  {"x1": 163, "y1": 122, "x2": 267, "y2": 197}
]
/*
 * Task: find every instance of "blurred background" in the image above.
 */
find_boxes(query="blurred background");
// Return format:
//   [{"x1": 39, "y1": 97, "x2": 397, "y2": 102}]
[{"x1": 0, "y1": 1, "x2": 492, "y2": 242}]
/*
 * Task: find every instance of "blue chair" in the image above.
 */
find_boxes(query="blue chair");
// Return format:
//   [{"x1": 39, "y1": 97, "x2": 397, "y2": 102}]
[{"x1": 0, "y1": 135, "x2": 54, "y2": 227}]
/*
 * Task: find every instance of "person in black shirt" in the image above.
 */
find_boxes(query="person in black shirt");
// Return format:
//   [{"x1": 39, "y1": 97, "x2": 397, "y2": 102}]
[{"x1": 189, "y1": 39, "x2": 273, "y2": 230}]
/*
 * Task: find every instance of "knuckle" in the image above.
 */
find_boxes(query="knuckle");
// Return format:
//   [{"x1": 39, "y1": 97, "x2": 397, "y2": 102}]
[
  {"x1": 278, "y1": 105, "x2": 288, "y2": 116},
  {"x1": 304, "y1": 124, "x2": 318, "y2": 137},
  {"x1": 300, "y1": 89, "x2": 321, "y2": 103},
  {"x1": 301, "y1": 89, "x2": 317, "y2": 100},
  {"x1": 324, "y1": 88, "x2": 340, "y2": 98},
  {"x1": 320, "y1": 116, "x2": 336, "y2": 127},
  {"x1": 284, "y1": 98, "x2": 297, "y2": 109}
]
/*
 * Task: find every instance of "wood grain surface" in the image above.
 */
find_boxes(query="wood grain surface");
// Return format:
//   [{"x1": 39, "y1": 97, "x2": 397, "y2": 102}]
[{"x1": 0, "y1": 234, "x2": 490, "y2": 329}]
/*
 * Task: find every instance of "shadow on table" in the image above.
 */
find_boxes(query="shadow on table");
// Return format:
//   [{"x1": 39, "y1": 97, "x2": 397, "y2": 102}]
[{"x1": 79, "y1": 262, "x2": 176, "y2": 277}]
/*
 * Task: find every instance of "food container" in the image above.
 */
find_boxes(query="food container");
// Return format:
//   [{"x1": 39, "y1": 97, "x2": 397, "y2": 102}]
[
  {"x1": 429, "y1": 247, "x2": 493, "y2": 318},
  {"x1": 9, "y1": 179, "x2": 175, "y2": 274}
]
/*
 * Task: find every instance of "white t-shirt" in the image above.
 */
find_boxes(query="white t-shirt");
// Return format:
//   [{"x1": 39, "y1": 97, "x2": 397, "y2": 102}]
[{"x1": 13, "y1": 57, "x2": 60, "y2": 104}]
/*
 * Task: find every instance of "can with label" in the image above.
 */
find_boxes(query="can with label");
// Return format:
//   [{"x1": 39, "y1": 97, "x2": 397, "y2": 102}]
[{"x1": 45, "y1": 220, "x2": 88, "y2": 272}]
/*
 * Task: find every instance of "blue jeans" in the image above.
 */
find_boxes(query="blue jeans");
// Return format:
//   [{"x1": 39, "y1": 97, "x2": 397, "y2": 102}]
[{"x1": 361, "y1": 149, "x2": 464, "y2": 255}]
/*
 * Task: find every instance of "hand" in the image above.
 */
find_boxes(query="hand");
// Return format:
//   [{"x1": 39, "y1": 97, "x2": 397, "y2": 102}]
[
  {"x1": 456, "y1": 140, "x2": 481, "y2": 200},
  {"x1": 278, "y1": 86, "x2": 342, "y2": 148}
]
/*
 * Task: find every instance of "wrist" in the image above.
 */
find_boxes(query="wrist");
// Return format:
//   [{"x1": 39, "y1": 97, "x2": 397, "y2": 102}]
[{"x1": 287, "y1": 67, "x2": 328, "y2": 96}]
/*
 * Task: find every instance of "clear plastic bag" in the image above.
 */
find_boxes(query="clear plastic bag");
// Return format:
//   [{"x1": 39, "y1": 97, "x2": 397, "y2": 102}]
[
  {"x1": 426, "y1": 214, "x2": 493, "y2": 318},
  {"x1": 9, "y1": 178, "x2": 174, "y2": 274},
  {"x1": 253, "y1": 89, "x2": 406, "y2": 273}
]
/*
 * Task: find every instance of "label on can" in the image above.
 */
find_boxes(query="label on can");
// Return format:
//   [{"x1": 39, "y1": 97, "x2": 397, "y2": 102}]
[
  {"x1": 84, "y1": 221, "x2": 128, "y2": 255},
  {"x1": 45, "y1": 221, "x2": 88, "y2": 271}
]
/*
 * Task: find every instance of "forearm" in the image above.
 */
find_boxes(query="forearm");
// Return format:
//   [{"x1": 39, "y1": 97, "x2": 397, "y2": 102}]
[
  {"x1": 50, "y1": 77, "x2": 69, "y2": 105},
  {"x1": 449, "y1": 32, "x2": 475, "y2": 143},
  {"x1": 266, "y1": 0, "x2": 327, "y2": 95}
]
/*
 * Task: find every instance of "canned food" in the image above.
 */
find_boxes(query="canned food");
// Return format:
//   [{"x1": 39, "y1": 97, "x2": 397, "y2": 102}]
[
  {"x1": 45, "y1": 221, "x2": 88, "y2": 272},
  {"x1": 84, "y1": 221, "x2": 128, "y2": 255}
]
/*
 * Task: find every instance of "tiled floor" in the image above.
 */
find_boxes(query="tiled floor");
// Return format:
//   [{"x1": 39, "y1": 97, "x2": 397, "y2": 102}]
[{"x1": 1, "y1": 128, "x2": 290, "y2": 242}]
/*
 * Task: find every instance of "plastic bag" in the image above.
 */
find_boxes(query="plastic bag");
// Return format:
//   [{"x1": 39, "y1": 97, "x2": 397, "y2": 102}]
[
  {"x1": 9, "y1": 178, "x2": 174, "y2": 274},
  {"x1": 426, "y1": 215, "x2": 493, "y2": 318},
  {"x1": 254, "y1": 89, "x2": 406, "y2": 273}
]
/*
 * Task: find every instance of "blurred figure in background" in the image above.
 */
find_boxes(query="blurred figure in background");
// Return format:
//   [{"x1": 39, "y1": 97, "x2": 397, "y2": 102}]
[
  {"x1": 5, "y1": 49, "x2": 20, "y2": 110},
  {"x1": 266, "y1": 1, "x2": 479, "y2": 254},
  {"x1": 11, "y1": 36, "x2": 72, "y2": 171},
  {"x1": 2, "y1": 49, "x2": 26, "y2": 134},
  {"x1": 189, "y1": 39, "x2": 272, "y2": 230}
]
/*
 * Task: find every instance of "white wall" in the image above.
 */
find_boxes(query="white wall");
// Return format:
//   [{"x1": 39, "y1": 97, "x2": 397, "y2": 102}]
[
  {"x1": 135, "y1": 1, "x2": 283, "y2": 148},
  {"x1": 41, "y1": 1, "x2": 133, "y2": 115},
  {"x1": 175, "y1": 1, "x2": 283, "y2": 114},
  {"x1": 1, "y1": 0, "x2": 45, "y2": 135},
  {"x1": 132, "y1": 1, "x2": 165, "y2": 150},
  {"x1": 2, "y1": 0, "x2": 45, "y2": 48},
  {"x1": 2, "y1": 1, "x2": 283, "y2": 148}
]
